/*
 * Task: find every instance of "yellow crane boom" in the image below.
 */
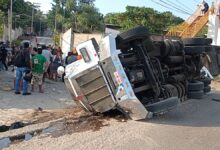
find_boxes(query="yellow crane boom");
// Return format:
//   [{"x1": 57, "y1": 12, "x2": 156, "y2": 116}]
[{"x1": 166, "y1": 7, "x2": 209, "y2": 38}]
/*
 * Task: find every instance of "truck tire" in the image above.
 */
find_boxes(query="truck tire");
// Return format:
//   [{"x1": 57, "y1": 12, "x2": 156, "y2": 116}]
[
  {"x1": 188, "y1": 90, "x2": 204, "y2": 99},
  {"x1": 200, "y1": 77, "x2": 211, "y2": 87},
  {"x1": 188, "y1": 80, "x2": 204, "y2": 91},
  {"x1": 116, "y1": 26, "x2": 150, "y2": 44},
  {"x1": 172, "y1": 40, "x2": 184, "y2": 54},
  {"x1": 167, "y1": 39, "x2": 176, "y2": 55},
  {"x1": 205, "y1": 38, "x2": 213, "y2": 45},
  {"x1": 182, "y1": 38, "x2": 205, "y2": 46},
  {"x1": 179, "y1": 82, "x2": 186, "y2": 101},
  {"x1": 205, "y1": 46, "x2": 213, "y2": 52},
  {"x1": 172, "y1": 83, "x2": 183, "y2": 98},
  {"x1": 161, "y1": 39, "x2": 171, "y2": 57},
  {"x1": 204, "y1": 86, "x2": 211, "y2": 93},
  {"x1": 184, "y1": 46, "x2": 205, "y2": 55},
  {"x1": 145, "y1": 97, "x2": 179, "y2": 113},
  {"x1": 207, "y1": 50, "x2": 220, "y2": 76}
]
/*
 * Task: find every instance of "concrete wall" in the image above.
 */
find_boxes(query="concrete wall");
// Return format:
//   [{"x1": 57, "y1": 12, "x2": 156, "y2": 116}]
[
  {"x1": 1, "y1": 25, "x2": 23, "y2": 42},
  {"x1": 72, "y1": 33, "x2": 103, "y2": 48}
]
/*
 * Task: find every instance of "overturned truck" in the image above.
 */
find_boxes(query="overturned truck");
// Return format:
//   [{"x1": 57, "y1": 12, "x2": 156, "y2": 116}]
[{"x1": 60, "y1": 26, "x2": 215, "y2": 120}]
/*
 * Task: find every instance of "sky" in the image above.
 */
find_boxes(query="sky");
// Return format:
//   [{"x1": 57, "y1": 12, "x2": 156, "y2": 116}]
[{"x1": 25, "y1": 0, "x2": 210, "y2": 20}]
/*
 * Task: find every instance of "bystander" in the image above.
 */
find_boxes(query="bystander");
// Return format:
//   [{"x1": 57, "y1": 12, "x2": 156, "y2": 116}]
[
  {"x1": 42, "y1": 45, "x2": 53, "y2": 81},
  {"x1": 14, "y1": 42, "x2": 32, "y2": 95},
  {"x1": 31, "y1": 48, "x2": 48, "y2": 93}
]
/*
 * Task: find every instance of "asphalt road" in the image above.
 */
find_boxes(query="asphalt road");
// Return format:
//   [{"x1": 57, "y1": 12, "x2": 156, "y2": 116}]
[
  {"x1": 1, "y1": 69, "x2": 220, "y2": 150},
  {"x1": 0, "y1": 69, "x2": 74, "y2": 109},
  {"x1": 2, "y1": 91, "x2": 220, "y2": 150}
]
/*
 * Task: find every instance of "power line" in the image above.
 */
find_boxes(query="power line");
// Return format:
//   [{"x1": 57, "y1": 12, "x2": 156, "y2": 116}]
[
  {"x1": 151, "y1": 0, "x2": 191, "y2": 15},
  {"x1": 159, "y1": 0, "x2": 192, "y2": 14},
  {"x1": 193, "y1": 0, "x2": 200, "y2": 3},
  {"x1": 168, "y1": 0, "x2": 194, "y2": 12}
]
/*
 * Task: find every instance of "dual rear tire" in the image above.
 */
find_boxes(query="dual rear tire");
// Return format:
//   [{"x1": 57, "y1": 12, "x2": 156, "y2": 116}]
[{"x1": 187, "y1": 78, "x2": 212, "y2": 99}]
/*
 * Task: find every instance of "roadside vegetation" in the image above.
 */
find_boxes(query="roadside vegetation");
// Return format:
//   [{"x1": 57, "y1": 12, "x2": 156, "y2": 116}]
[{"x1": 0, "y1": 0, "x2": 208, "y2": 37}]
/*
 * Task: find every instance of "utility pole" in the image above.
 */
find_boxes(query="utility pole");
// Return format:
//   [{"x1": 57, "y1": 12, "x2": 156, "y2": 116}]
[
  {"x1": 40, "y1": 18, "x2": 41, "y2": 36},
  {"x1": 31, "y1": 7, "x2": 34, "y2": 33},
  {"x1": 8, "y1": 0, "x2": 12, "y2": 45},
  {"x1": 31, "y1": 3, "x2": 40, "y2": 34},
  {"x1": 8, "y1": 9, "x2": 10, "y2": 43},
  {"x1": 54, "y1": 3, "x2": 57, "y2": 33}
]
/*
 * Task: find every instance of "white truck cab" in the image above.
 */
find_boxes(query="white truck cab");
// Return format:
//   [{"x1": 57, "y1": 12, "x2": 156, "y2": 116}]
[{"x1": 60, "y1": 36, "x2": 149, "y2": 120}]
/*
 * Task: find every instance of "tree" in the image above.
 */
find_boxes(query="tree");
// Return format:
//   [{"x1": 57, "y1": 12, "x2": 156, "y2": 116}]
[
  {"x1": 104, "y1": 6, "x2": 184, "y2": 34},
  {"x1": 47, "y1": 0, "x2": 104, "y2": 33},
  {"x1": 0, "y1": 0, "x2": 46, "y2": 35},
  {"x1": 0, "y1": 10, "x2": 4, "y2": 37},
  {"x1": 0, "y1": 0, "x2": 9, "y2": 15},
  {"x1": 76, "y1": 4, "x2": 104, "y2": 32}
]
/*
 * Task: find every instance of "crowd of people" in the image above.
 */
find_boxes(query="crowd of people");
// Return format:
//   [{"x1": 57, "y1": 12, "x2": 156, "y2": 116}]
[{"x1": 0, "y1": 41, "x2": 80, "y2": 96}]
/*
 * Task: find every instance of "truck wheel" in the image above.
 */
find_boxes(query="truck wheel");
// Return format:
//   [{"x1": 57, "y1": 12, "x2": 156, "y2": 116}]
[
  {"x1": 172, "y1": 40, "x2": 184, "y2": 54},
  {"x1": 188, "y1": 80, "x2": 204, "y2": 91},
  {"x1": 205, "y1": 38, "x2": 213, "y2": 45},
  {"x1": 167, "y1": 40, "x2": 176, "y2": 55},
  {"x1": 184, "y1": 46, "x2": 205, "y2": 55},
  {"x1": 200, "y1": 77, "x2": 211, "y2": 87},
  {"x1": 172, "y1": 83, "x2": 183, "y2": 99},
  {"x1": 116, "y1": 26, "x2": 150, "y2": 44},
  {"x1": 161, "y1": 39, "x2": 171, "y2": 57},
  {"x1": 205, "y1": 46, "x2": 213, "y2": 52},
  {"x1": 207, "y1": 50, "x2": 220, "y2": 76},
  {"x1": 204, "y1": 86, "x2": 211, "y2": 93},
  {"x1": 182, "y1": 38, "x2": 205, "y2": 46},
  {"x1": 177, "y1": 40, "x2": 184, "y2": 51},
  {"x1": 145, "y1": 97, "x2": 180, "y2": 114},
  {"x1": 188, "y1": 90, "x2": 204, "y2": 99}
]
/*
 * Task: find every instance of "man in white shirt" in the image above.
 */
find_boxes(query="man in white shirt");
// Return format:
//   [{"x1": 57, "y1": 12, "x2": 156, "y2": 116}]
[{"x1": 41, "y1": 45, "x2": 53, "y2": 81}]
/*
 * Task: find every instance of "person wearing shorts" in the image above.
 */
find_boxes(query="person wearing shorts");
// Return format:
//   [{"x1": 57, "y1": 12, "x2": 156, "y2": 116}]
[
  {"x1": 42, "y1": 45, "x2": 53, "y2": 81},
  {"x1": 31, "y1": 48, "x2": 48, "y2": 93}
]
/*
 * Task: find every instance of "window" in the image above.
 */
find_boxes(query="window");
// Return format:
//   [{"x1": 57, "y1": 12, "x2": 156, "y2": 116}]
[{"x1": 80, "y1": 48, "x2": 91, "y2": 62}]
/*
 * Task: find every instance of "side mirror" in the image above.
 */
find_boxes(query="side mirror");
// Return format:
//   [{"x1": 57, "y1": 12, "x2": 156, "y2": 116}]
[{"x1": 57, "y1": 66, "x2": 65, "y2": 76}]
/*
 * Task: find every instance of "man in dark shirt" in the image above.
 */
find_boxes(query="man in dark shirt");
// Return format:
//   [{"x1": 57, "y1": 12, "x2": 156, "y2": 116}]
[
  {"x1": 0, "y1": 45, "x2": 8, "y2": 71},
  {"x1": 65, "y1": 52, "x2": 77, "y2": 65},
  {"x1": 15, "y1": 42, "x2": 32, "y2": 95},
  {"x1": 201, "y1": 0, "x2": 209, "y2": 15}
]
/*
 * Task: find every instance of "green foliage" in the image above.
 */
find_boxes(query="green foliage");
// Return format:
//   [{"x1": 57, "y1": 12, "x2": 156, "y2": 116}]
[
  {"x1": 0, "y1": 0, "x2": 47, "y2": 35},
  {"x1": 104, "y1": 6, "x2": 184, "y2": 34},
  {"x1": 0, "y1": 10, "x2": 4, "y2": 37},
  {"x1": 196, "y1": 25, "x2": 208, "y2": 37},
  {"x1": 47, "y1": 0, "x2": 104, "y2": 33},
  {"x1": 53, "y1": 31, "x2": 60, "y2": 46},
  {"x1": 76, "y1": 4, "x2": 104, "y2": 32},
  {"x1": 12, "y1": 39, "x2": 21, "y2": 47},
  {"x1": 0, "y1": 0, "x2": 9, "y2": 15}
]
